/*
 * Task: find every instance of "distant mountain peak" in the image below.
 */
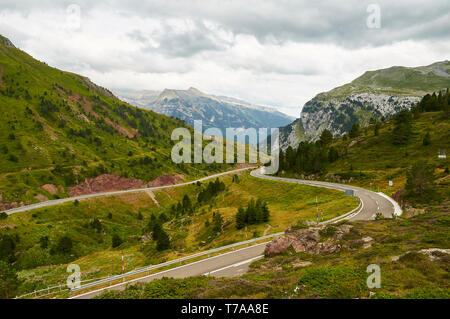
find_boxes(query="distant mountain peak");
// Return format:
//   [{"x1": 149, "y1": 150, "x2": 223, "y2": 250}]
[
  {"x1": 188, "y1": 87, "x2": 203, "y2": 94},
  {"x1": 116, "y1": 88, "x2": 295, "y2": 133}
]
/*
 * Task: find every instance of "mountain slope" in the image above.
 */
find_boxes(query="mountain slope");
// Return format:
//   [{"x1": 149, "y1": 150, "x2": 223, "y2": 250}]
[
  {"x1": 116, "y1": 87, "x2": 295, "y2": 134},
  {"x1": 0, "y1": 35, "x2": 227, "y2": 209},
  {"x1": 281, "y1": 61, "x2": 450, "y2": 149}
]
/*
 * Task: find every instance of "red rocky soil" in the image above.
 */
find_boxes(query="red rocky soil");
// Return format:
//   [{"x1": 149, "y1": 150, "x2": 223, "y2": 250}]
[{"x1": 69, "y1": 174, "x2": 184, "y2": 196}]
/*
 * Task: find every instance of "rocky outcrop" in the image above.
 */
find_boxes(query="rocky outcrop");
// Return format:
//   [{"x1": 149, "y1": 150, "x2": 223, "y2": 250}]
[
  {"x1": 69, "y1": 174, "x2": 184, "y2": 196},
  {"x1": 280, "y1": 61, "x2": 450, "y2": 149},
  {"x1": 69, "y1": 174, "x2": 147, "y2": 196},
  {"x1": 0, "y1": 201, "x2": 24, "y2": 211},
  {"x1": 42, "y1": 184, "x2": 58, "y2": 195},
  {"x1": 264, "y1": 224, "x2": 353, "y2": 256},
  {"x1": 148, "y1": 174, "x2": 183, "y2": 187},
  {"x1": 299, "y1": 93, "x2": 420, "y2": 142}
]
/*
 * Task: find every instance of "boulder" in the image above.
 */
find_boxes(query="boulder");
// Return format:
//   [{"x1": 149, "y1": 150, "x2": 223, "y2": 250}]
[
  {"x1": 42, "y1": 184, "x2": 58, "y2": 195},
  {"x1": 264, "y1": 224, "x2": 353, "y2": 256}
]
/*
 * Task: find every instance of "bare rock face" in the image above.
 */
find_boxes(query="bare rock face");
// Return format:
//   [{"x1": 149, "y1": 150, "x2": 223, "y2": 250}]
[
  {"x1": 69, "y1": 174, "x2": 147, "y2": 196},
  {"x1": 147, "y1": 174, "x2": 184, "y2": 187},
  {"x1": 0, "y1": 201, "x2": 24, "y2": 211},
  {"x1": 264, "y1": 224, "x2": 353, "y2": 257},
  {"x1": 69, "y1": 174, "x2": 184, "y2": 196},
  {"x1": 264, "y1": 236, "x2": 293, "y2": 256}
]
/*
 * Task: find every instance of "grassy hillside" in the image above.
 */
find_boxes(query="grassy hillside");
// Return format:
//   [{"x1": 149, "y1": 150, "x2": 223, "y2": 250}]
[
  {"x1": 0, "y1": 36, "x2": 230, "y2": 207},
  {"x1": 319, "y1": 61, "x2": 450, "y2": 99},
  {"x1": 279, "y1": 91, "x2": 449, "y2": 210},
  {"x1": 98, "y1": 209, "x2": 449, "y2": 299},
  {"x1": 1, "y1": 170, "x2": 357, "y2": 297}
]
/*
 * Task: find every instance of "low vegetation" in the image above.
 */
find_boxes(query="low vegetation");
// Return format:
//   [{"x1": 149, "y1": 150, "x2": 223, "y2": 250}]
[
  {"x1": 97, "y1": 209, "x2": 450, "y2": 299},
  {"x1": 0, "y1": 171, "x2": 357, "y2": 298}
]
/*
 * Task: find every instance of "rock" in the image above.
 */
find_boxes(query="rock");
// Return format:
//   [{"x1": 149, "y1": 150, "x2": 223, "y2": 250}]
[
  {"x1": 348, "y1": 137, "x2": 364, "y2": 147},
  {"x1": 362, "y1": 236, "x2": 374, "y2": 243},
  {"x1": 265, "y1": 224, "x2": 352, "y2": 256},
  {"x1": 34, "y1": 194, "x2": 49, "y2": 202},
  {"x1": 141, "y1": 234, "x2": 151, "y2": 242},
  {"x1": 42, "y1": 184, "x2": 58, "y2": 195},
  {"x1": 418, "y1": 248, "x2": 450, "y2": 261},
  {"x1": 147, "y1": 174, "x2": 184, "y2": 187},
  {"x1": 265, "y1": 236, "x2": 293, "y2": 256},
  {"x1": 291, "y1": 260, "x2": 312, "y2": 268},
  {"x1": 403, "y1": 207, "x2": 426, "y2": 217},
  {"x1": 0, "y1": 201, "x2": 24, "y2": 211},
  {"x1": 69, "y1": 174, "x2": 147, "y2": 196}
]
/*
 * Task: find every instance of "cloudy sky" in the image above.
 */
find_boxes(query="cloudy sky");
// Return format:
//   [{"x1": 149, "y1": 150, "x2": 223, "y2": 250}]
[{"x1": 1, "y1": 0, "x2": 449, "y2": 116}]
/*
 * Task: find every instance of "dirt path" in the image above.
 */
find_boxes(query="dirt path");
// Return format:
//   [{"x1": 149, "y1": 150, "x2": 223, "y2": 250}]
[
  {"x1": 263, "y1": 224, "x2": 272, "y2": 236},
  {"x1": 145, "y1": 190, "x2": 160, "y2": 207}
]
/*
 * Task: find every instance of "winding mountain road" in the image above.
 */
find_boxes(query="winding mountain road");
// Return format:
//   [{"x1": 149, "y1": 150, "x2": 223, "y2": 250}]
[
  {"x1": 250, "y1": 168, "x2": 402, "y2": 221},
  {"x1": 68, "y1": 167, "x2": 401, "y2": 299},
  {"x1": 2, "y1": 167, "x2": 253, "y2": 215}
]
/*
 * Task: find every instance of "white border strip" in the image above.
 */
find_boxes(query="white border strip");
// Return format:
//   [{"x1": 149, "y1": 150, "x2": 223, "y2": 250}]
[{"x1": 377, "y1": 192, "x2": 402, "y2": 216}]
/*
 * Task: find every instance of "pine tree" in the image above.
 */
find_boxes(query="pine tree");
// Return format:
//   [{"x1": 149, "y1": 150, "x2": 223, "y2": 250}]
[
  {"x1": 374, "y1": 122, "x2": 380, "y2": 136},
  {"x1": 319, "y1": 129, "x2": 333, "y2": 146},
  {"x1": 152, "y1": 223, "x2": 163, "y2": 241},
  {"x1": 212, "y1": 212, "x2": 223, "y2": 233},
  {"x1": 156, "y1": 229, "x2": 170, "y2": 251},
  {"x1": 235, "y1": 206, "x2": 246, "y2": 229},
  {"x1": 405, "y1": 161, "x2": 435, "y2": 198},
  {"x1": 0, "y1": 261, "x2": 21, "y2": 299},
  {"x1": 112, "y1": 234, "x2": 123, "y2": 248},
  {"x1": 349, "y1": 123, "x2": 360, "y2": 138},
  {"x1": 182, "y1": 194, "x2": 192, "y2": 213},
  {"x1": 422, "y1": 132, "x2": 431, "y2": 146}
]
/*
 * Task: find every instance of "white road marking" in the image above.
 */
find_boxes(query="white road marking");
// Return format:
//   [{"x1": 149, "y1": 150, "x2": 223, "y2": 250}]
[{"x1": 203, "y1": 255, "x2": 264, "y2": 276}]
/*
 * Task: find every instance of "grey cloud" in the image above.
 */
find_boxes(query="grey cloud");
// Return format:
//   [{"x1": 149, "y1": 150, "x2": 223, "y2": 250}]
[
  {"x1": 3, "y1": 0, "x2": 450, "y2": 50},
  {"x1": 94, "y1": 0, "x2": 450, "y2": 48},
  {"x1": 145, "y1": 20, "x2": 230, "y2": 57}
]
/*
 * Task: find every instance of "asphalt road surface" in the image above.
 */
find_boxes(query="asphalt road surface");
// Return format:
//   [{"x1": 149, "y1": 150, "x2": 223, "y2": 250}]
[
  {"x1": 250, "y1": 168, "x2": 401, "y2": 221},
  {"x1": 71, "y1": 243, "x2": 267, "y2": 299},
  {"x1": 70, "y1": 168, "x2": 401, "y2": 299}
]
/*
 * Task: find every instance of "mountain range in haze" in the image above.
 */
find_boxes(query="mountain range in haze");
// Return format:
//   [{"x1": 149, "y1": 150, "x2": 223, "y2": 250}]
[{"x1": 115, "y1": 87, "x2": 296, "y2": 134}]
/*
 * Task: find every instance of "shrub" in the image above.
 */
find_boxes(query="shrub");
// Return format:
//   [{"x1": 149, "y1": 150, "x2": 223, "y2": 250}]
[
  {"x1": 156, "y1": 230, "x2": 170, "y2": 251},
  {"x1": 54, "y1": 236, "x2": 73, "y2": 254},
  {"x1": 0, "y1": 261, "x2": 21, "y2": 299},
  {"x1": 296, "y1": 266, "x2": 367, "y2": 298},
  {"x1": 112, "y1": 234, "x2": 123, "y2": 248},
  {"x1": 319, "y1": 225, "x2": 337, "y2": 238}
]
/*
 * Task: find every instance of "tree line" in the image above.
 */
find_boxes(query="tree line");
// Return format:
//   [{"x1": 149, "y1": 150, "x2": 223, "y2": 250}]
[
  {"x1": 279, "y1": 129, "x2": 339, "y2": 175},
  {"x1": 235, "y1": 199, "x2": 270, "y2": 229}
]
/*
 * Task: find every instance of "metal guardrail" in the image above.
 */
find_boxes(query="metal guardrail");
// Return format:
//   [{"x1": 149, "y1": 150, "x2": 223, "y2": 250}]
[
  {"x1": 70, "y1": 232, "x2": 284, "y2": 293},
  {"x1": 72, "y1": 171, "x2": 365, "y2": 294},
  {"x1": 72, "y1": 201, "x2": 363, "y2": 294},
  {"x1": 18, "y1": 167, "x2": 365, "y2": 298}
]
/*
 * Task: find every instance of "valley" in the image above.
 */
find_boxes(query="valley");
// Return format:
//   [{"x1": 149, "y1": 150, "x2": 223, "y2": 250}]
[{"x1": 0, "y1": 33, "x2": 448, "y2": 301}]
